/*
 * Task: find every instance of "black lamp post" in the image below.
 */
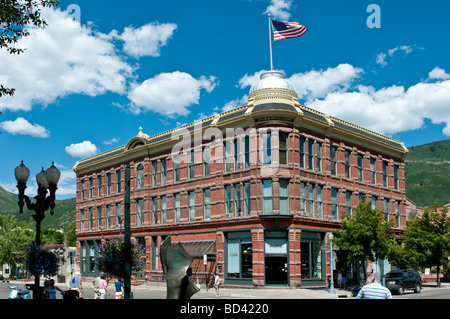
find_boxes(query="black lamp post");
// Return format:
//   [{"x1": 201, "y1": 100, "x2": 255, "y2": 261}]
[{"x1": 14, "y1": 161, "x2": 61, "y2": 299}]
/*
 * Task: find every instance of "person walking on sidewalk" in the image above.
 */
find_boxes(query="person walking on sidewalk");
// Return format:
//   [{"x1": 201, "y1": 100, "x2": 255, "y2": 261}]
[
  {"x1": 98, "y1": 273, "x2": 110, "y2": 299},
  {"x1": 357, "y1": 272, "x2": 392, "y2": 299},
  {"x1": 213, "y1": 271, "x2": 220, "y2": 297},
  {"x1": 69, "y1": 271, "x2": 84, "y2": 298},
  {"x1": 115, "y1": 278, "x2": 124, "y2": 299}
]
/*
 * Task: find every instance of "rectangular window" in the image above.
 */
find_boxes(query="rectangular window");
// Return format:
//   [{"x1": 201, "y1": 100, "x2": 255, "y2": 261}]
[
  {"x1": 315, "y1": 142, "x2": 322, "y2": 172},
  {"x1": 152, "y1": 161, "x2": 158, "y2": 186},
  {"x1": 370, "y1": 158, "x2": 376, "y2": 185},
  {"x1": 331, "y1": 188, "x2": 338, "y2": 220},
  {"x1": 262, "y1": 179, "x2": 273, "y2": 215},
  {"x1": 244, "y1": 136, "x2": 250, "y2": 169},
  {"x1": 107, "y1": 173, "x2": 111, "y2": 195},
  {"x1": 81, "y1": 180, "x2": 85, "y2": 201},
  {"x1": 394, "y1": 165, "x2": 399, "y2": 190},
  {"x1": 174, "y1": 193, "x2": 180, "y2": 222},
  {"x1": 279, "y1": 179, "x2": 289, "y2": 215},
  {"x1": 384, "y1": 199, "x2": 389, "y2": 220},
  {"x1": 152, "y1": 197, "x2": 158, "y2": 225},
  {"x1": 261, "y1": 131, "x2": 271, "y2": 165},
  {"x1": 234, "y1": 183, "x2": 241, "y2": 216},
  {"x1": 371, "y1": 196, "x2": 378, "y2": 211},
  {"x1": 89, "y1": 207, "x2": 93, "y2": 230},
  {"x1": 116, "y1": 170, "x2": 121, "y2": 193},
  {"x1": 330, "y1": 146, "x2": 337, "y2": 176},
  {"x1": 395, "y1": 201, "x2": 400, "y2": 227},
  {"x1": 317, "y1": 185, "x2": 323, "y2": 218},
  {"x1": 188, "y1": 150, "x2": 195, "y2": 179},
  {"x1": 161, "y1": 159, "x2": 166, "y2": 185},
  {"x1": 80, "y1": 209, "x2": 84, "y2": 231},
  {"x1": 203, "y1": 146, "x2": 210, "y2": 176},
  {"x1": 161, "y1": 196, "x2": 167, "y2": 224},
  {"x1": 357, "y1": 154, "x2": 363, "y2": 182},
  {"x1": 203, "y1": 188, "x2": 211, "y2": 219},
  {"x1": 89, "y1": 178, "x2": 93, "y2": 199},
  {"x1": 116, "y1": 203, "x2": 121, "y2": 229},
  {"x1": 106, "y1": 205, "x2": 111, "y2": 229},
  {"x1": 344, "y1": 151, "x2": 351, "y2": 179},
  {"x1": 307, "y1": 140, "x2": 314, "y2": 170},
  {"x1": 137, "y1": 199, "x2": 144, "y2": 226},
  {"x1": 299, "y1": 137, "x2": 306, "y2": 168},
  {"x1": 300, "y1": 182, "x2": 306, "y2": 213},
  {"x1": 224, "y1": 141, "x2": 232, "y2": 172},
  {"x1": 382, "y1": 161, "x2": 388, "y2": 187},
  {"x1": 152, "y1": 236, "x2": 158, "y2": 271},
  {"x1": 308, "y1": 184, "x2": 315, "y2": 217},
  {"x1": 97, "y1": 176, "x2": 102, "y2": 197},
  {"x1": 137, "y1": 165, "x2": 144, "y2": 189},
  {"x1": 234, "y1": 138, "x2": 241, "y2": 170},
  {"x1": 188, "y1": 191, "x2": 195, "y2": 221},
  {"x1": 346, "y1": 191, "x2": 352, "y2": 216},
  {"x1": 243, "y1": 182, "x2": 251, "y2": 216},
  {"x1": 174, "y1": 155, "x2": 180, "y2": 182},
  {"x1": 225, "y1": 185, "x2": 232, "y2": 216},
  {"x1": 97, "y1": 206, "x2": 102, "y2": 230},
  {"x1": 279, "y1": 132, "x2": 288, "y2": 165}
]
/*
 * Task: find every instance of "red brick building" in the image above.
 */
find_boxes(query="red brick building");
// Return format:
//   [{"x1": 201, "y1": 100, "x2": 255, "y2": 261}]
[{"x1": 73, "y1": 70, "x2": 408, "y2": 287}]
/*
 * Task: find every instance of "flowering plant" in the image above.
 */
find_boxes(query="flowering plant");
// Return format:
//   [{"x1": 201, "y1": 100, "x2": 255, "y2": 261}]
[
  {"x1": 97, "y1": 238, "x2": 146, "y2": 279},
  {"x1": 24, "y1": 245, "x2": 59, "y2": 277}
]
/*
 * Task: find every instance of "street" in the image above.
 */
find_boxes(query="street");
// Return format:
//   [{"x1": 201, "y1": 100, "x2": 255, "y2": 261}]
[{"x1": 1, "y1": 280, "x2": 449, "y2": 299}]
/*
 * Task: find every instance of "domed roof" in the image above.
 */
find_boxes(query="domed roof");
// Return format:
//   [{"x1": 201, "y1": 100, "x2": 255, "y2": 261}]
[{"x1": 249, "y1": 70, "x2": 297, "y2": 94}]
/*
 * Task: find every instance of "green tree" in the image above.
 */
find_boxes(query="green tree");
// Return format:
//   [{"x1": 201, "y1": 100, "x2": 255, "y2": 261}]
[
  {"x1": 0, "y1": 214, "x2": 33, "y2": 277},
  {"x1": 399, "y1": 203, "x2": 450, "y2": 286},
  {"x1": 0, "y1": 0, "x2": 59, "y2": 97},
  {"x1": 64, "y1": 220, "x2": 76, "y2": 247},
  {"x1": 334, "y1": 198, "x2": 395, "y2": 284}
]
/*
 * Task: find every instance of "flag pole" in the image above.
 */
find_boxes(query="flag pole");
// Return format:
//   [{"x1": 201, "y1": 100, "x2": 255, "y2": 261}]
[{"x1": 268, "y1": 14, "x2": 273, "y2": 70}]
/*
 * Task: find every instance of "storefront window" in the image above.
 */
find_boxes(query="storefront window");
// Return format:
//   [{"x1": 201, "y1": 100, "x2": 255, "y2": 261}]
[
  {"x1": 301, "y1": 232, "x2": 324, "y2": 280},
  {"x1": 226, "y1": 232, "x2": 252, "y2": 280}
]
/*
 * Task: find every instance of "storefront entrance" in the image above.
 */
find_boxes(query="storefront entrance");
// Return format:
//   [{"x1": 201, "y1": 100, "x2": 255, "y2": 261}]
[
  {"x1": 265, "y1": 256, "x2": 288, "y2": 285},
  {"x1": 264, "y1": 231, "x2": 288, "y2": 286}
]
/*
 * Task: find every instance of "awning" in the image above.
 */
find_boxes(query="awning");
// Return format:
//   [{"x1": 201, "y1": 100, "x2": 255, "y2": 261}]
[{"x1": 173, "y1": 240, "x2": 216, "y2": 257}]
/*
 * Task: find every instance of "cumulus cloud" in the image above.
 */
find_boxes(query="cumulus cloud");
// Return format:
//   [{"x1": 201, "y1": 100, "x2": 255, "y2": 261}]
[
  {"x1": 0, "y1": 8, "x2": 134, "y2": 112},
  {"x1": 428, "y1": 67, "x2": 450, "y2": 81},
  {"x1": 0, "y1": 117, "x2": 50, "y2": 138},
  {"x1": 127, "y1": 71, "x2": 218, "y2": 116},
  {"x1": 65, "y1": 141, "x2": 99, "y2": 158},
  {"x1": 114, "y1": 22, "x2": 177, "y2": 58},
  {"x1": 263, "y1": 0, "x2": 293, "y2": 20}
]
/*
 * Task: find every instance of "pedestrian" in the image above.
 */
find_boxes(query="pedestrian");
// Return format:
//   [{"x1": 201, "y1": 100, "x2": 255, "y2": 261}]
[
  {"x1": 115, "y1": 278, "x2": 124, "y2": 299},
  {"x1": 45, "y1": 278, "x2": 65, "y2": 299},
  {"x1": 213, "y1": 271, "x2": 220, "y2": 297},
  {"x1": 98, "y1": 273, "x2": 110, "y2": 299},
  {"x1": 337, "y1": 269, "x2": 342, "y2": 289},
  {"x1": 341, "y1": 269, "x2": 347, "y2": 290},
  {"x1": 356, "y1": 272, "x2": 392, "y2": 299},
  {"x1": 92, "y1": 274, "x2": 101, "y2": 299},
  {"x1": 69, "y1": 271, "x2": 84, "y2": 298}
]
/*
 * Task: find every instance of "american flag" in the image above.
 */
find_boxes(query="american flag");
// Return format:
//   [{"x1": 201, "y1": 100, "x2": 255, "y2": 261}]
[{"x1": 271, "y1": 20, "x2": 307, "y2": 41}]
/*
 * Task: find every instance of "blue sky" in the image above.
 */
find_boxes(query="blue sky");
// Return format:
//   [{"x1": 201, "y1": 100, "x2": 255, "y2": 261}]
[{"x1": 1, "y1": 0, "x2": 449, "y2": 199}]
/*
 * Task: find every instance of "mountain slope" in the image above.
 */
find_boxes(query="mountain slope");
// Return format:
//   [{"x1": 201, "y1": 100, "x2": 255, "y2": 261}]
[{"x1": 405, "y1": 139, "x2": 450, "y2": 207}]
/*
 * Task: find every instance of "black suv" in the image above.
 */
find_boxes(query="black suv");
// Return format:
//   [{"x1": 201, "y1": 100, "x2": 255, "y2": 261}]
[{"x1": 385, "y1": 269, "x2": 422, "y2": 295}]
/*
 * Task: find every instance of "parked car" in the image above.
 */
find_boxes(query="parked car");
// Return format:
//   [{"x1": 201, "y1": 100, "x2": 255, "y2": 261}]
[{"x1": 385, "y1": 269, "x2": 422, "y2": 295}]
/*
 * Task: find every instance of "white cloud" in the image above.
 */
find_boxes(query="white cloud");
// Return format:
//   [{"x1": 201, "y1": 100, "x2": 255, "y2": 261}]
[
  {"x1": 288, "y1": 63, "x2": 363, "y2": 101},
  {"x1": 376, "y1": 45, "x2": 422, "y2": 67},
  {"x1": 0, "y1": 7, "x2": 134, "y2": 112},
  {"x1": 103, "y1": 137, "x2": 119, "y2": 145},
  {"x1": 307, "y1": 70, "x2": 450, "y2": 136},
  {"x1": 222, "y1": 94, "x2": 248, "y2": 112},
  {"x1": 263, "y1": 0, "x2": 293, "y2": 20},
  {"x1": 0, "y1": 117, "x2": 50, "y2": 138},
  {"x1": 428, "y1": 67, "x2": 450, "y2": 81},
  {"x1": 65, "y1": 141, "x2": 99, "y2": 158},
  {"x1": 115, "y1": 22, "x2": 177, "y2": 58},
  {"x1": 127, "y1": 71, "x2": 218, "y2": 116}
]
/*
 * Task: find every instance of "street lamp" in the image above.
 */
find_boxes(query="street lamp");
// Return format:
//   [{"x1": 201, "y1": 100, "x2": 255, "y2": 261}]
[
  {"x1": 328, "y1": 233, "x2": 336, "y2": 294},
  {"x1": 14, "y1": 161, "x2": 61, "y2": 299}
]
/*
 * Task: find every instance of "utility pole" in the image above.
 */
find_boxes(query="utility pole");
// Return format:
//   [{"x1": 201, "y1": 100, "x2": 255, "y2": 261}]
[{"x1": 124, "y1": 166, "x2": 131, "y2": 299}]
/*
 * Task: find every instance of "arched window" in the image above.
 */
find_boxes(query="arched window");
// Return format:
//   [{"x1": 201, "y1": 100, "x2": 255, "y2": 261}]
[{"x1": 137, "y1": 164, "x2": 144, "y2": 189}]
